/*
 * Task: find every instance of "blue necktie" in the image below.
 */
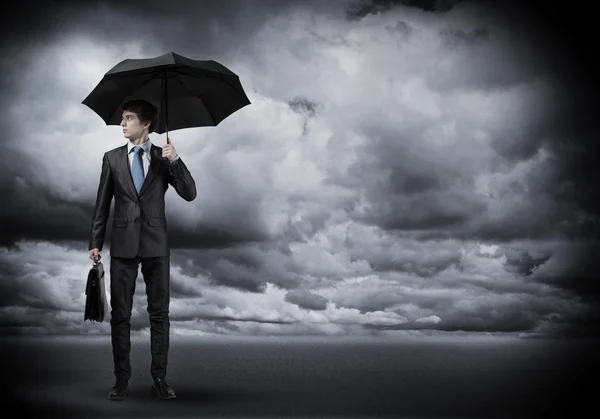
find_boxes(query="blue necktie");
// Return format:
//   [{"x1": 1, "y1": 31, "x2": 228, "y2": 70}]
[{"x1": 131, "y1": 146, "x2": 144, "y2": 193}]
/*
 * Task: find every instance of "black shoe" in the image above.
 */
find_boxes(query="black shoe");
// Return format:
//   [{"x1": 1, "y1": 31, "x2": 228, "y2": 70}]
[
  {"x1": 151, "y1": 376, "x2": 176, "y2": 400},
  {"x1": 108, "y1": 379, "x2": 128, "y2": 401}
]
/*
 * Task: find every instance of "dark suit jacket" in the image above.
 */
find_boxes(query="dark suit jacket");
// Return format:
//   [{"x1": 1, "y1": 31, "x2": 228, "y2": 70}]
[{"x1": 89, "y1": 143, "x2": 196, "y2": 258}]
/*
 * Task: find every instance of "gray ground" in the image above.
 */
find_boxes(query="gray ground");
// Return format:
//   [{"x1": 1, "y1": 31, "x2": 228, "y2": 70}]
[{"x1": 1, "y1": 334, "x2": 597, "y2": 418}]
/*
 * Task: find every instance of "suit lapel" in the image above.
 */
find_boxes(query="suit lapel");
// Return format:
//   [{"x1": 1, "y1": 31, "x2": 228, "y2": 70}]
[{"x1": 118, "y1": 144, "x2": 162, "y2": 199}]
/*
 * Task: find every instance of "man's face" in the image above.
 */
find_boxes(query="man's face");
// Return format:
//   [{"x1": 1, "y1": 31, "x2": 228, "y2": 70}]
[{"x1": 121, "y1": 110, "x2": 149, "y2": 140}]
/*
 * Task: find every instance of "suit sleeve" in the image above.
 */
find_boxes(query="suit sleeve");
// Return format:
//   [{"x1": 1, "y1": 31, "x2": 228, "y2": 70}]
[
  {"x1": 89, "y1": 153, "x2": 114, "y2": 251},
  {"x1": 168, "y1": 157, "x2": 197, "y2": 202}
]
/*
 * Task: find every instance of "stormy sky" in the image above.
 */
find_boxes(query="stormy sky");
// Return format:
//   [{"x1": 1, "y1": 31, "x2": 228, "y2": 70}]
[{"x1": 0, "y1": 0, "x2": 598, "y2": 338}]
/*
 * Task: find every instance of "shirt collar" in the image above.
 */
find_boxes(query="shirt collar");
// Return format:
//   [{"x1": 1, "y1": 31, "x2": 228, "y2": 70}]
[{"x1": 127, "y1": 137, "x2": 152, "y2": 155}]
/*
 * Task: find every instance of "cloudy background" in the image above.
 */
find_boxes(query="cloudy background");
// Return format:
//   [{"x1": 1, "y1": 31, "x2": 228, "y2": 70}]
[{"x1": 0, "y1": 0, "x2": 598, "y2": 339}]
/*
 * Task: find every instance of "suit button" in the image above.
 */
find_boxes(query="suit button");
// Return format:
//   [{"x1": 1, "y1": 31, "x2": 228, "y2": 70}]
[{"x1": 134, "y1": 218, "x2": 140, "y2": 224}]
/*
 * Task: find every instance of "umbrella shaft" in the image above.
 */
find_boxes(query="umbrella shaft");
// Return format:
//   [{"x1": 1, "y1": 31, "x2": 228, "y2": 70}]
[{"x1": 163, "y1": 68, "x2": 169, "y2": 138}]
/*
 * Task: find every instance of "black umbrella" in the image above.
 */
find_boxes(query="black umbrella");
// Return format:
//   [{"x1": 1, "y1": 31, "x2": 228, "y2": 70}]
[{"x1": 82, "y1": 51, "x2": 251, "y2": 138}]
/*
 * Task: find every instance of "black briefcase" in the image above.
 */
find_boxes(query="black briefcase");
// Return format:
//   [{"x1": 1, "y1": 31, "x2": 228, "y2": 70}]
[{"x1": 84, "y1": 254, "x2": 108, "y2": 322}]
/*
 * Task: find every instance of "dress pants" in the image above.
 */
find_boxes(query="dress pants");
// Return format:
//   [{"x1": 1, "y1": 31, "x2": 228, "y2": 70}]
[{"x1": 109, "y1": 255, "x2": 171, "y2": 381}]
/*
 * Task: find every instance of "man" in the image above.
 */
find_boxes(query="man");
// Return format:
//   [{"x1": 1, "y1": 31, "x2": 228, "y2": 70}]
[{"x1": 88, "y1": 99, "x2": 196, "y2": 401}]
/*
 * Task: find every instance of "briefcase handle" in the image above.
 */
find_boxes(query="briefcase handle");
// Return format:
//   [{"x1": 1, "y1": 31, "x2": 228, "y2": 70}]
[{"x1": 93, "y1": 253, "x2": 102, "y2": 266}]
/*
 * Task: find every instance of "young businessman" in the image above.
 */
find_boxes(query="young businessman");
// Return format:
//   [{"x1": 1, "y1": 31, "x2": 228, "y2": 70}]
[{"x1": 88, "y1": 99, "x2": 196, "y2": 401}]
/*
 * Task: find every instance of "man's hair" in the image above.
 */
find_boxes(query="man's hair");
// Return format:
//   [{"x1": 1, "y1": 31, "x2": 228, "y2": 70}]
[{"x1": 122, "y1": 99, "x2": 158, "y2": 133}]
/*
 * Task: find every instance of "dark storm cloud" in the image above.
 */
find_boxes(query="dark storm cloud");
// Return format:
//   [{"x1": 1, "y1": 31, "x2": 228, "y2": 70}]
[
  {"x1": 345, "y1": 119, "x2": 489, "y2": 234},
  {"x1": 169, "y1": 279, "x2": 204, "y2": 299},
  {"x1": 468, "y1": 1, "x2": 599, "y2": 233},
  {"x1": 0, "y1": 259, "x2": 26, "y2": 308},
  {"x1": 285, "y1": 289, "x2": 329, "y2": 310},
  {"x1": 334, "y1": 1, "x2": 600, "y2": 251},
  {"x1": 341, "y1": 272, "x2": 592, "y2": 337},
  {"x1": 499, "y1": 240, "x2": 600, "y2": 307},
  {"x1": 0, "y1": 148, "x2": 96, "y2": 248},
  {"x1": 172, "y1": 246, "x2": 306, "y2": 292},
  {"x1": 439, "y1": 27, "x2": 489, "y2": 48},
  {"x1": 0, "y1": 0, "x2": 349, "y2": 64},
  {"x1": 210, "y1": 258, "x2": 269, "y2": 293},
  {"x1": 1, "y1": 0, "x2": 289, "y2": 49},
  {"x1": 167, "y1": 314, "x2": 295, "y2": 326},
  {"x1": 335, "y1": 260, "x2": 566, "y2": 315},
  {"x1": 0, "y1": 307, "x2": 82, "y2": 335},
  {"x1": 364, "y1": 310, "x2": 539, "y2": 333},
  {"x1": 538, "y1": 98, "x2": 600, "y2": 228},
  {"x1": 474, "y1": 85, "x2": 599, "y2": 245},
  {"x1": 503, "y1": 250, "x2": 552, "y2": 277},
  {"x1": 346, "y1": 0, "x2": 463, "y2": 20},
  {"x1": 367, "y1": 300, "x2": 600, "y2": 339},
  {"x1": 529, "y1": 242, "x2": 600, "y2": 304},
  {"x1": 368, "y1": 251, "x2": 460, "y2": 277}
]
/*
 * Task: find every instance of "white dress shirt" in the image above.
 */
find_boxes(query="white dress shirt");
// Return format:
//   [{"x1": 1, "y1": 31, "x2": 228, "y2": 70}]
[{"x1": 127, "y1": 138, "x2": 179, "y2": 178}]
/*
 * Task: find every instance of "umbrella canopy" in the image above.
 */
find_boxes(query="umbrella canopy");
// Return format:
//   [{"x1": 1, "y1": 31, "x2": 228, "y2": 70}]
[{"x1": 82, "y1": 51, "x2": 251, "y2": 136}]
